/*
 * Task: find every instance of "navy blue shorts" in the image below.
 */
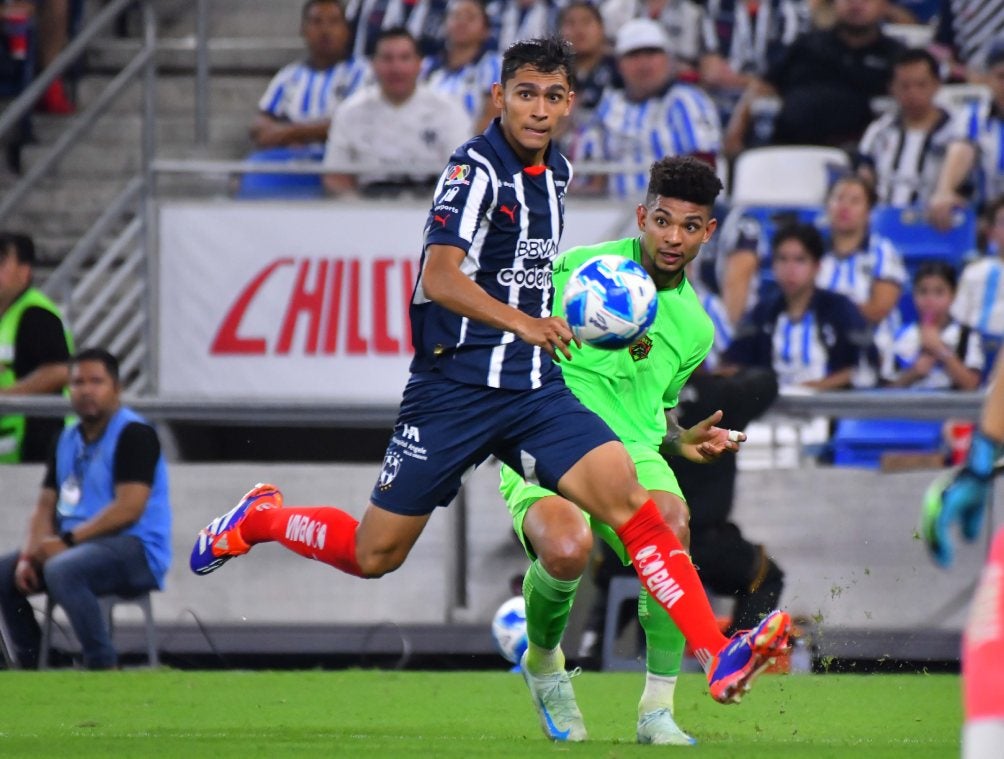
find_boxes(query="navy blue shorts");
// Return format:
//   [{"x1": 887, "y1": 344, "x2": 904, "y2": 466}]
[{"x1": 370, "y1": 373, "x2": 618, "y2": 516}]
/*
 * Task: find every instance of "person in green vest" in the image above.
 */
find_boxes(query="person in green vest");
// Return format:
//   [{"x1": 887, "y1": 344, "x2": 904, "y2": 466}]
[{"x1": 0, "y1": 233, "x2": 73, "y2": 463}]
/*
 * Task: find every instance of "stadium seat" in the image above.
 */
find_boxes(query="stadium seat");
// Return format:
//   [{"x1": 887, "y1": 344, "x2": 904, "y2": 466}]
[
  {"x1": 829, "y1": 417, "x2": 944, "y2": 469},
  {"x1": 870, "y1": 205, "x2": 978, "y2": 323},
  {"x1": 882, "y1": 23, "x2": 935, "y2": 48},
  {"x1": 235, "y1": 146, "x2": 326, "y2": 200},
  {"x1": 601, "y1": 576, "x2": 645, "y2": 672},
  {"x1": 730, "y1": 146, "x2": 850, "y2": 206},
  {"x1": 39, "y1": 591, "x2": 159, "y2": 669},
  {"x1": 934, "y1": 83, "x2": 991, "y2": 112}
]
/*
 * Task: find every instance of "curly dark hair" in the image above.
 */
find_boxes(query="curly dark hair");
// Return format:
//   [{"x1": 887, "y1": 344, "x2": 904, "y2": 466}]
[
  {"x1": 501, "y1": 35, "x2": 576, "y2": 89},
  {"x1": 644, "y1": 156, "x2": 723, "y2": 209}
]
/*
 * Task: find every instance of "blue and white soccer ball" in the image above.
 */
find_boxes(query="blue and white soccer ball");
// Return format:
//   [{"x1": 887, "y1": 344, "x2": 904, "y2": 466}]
[
  {"x1": 562, "y1": 255, "x2": 658, "y2": 350},
  {"x1": 491, "y1": 595, "x2": 528, "y2": 665}
]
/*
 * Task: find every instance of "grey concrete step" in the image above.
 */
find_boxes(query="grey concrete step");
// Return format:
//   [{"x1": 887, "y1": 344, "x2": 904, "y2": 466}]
[
  {"x1": 75, "y1": 74, "x2": 270, "y2": 115},
  {"x1": 29, "y1": 112, "x2": 253, "y2": 148},
  {"x1": 85, "y1": 36, "x2": 303, "y2": 75}
]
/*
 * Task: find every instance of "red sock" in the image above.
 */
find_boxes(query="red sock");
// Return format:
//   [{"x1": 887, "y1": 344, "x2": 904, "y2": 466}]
[
  {"x1": 242, "y1": 506, "x2": 363, "y2": 577},
  {"x1": 963, "y1": 528, "x2": 1004, "y2": 720},
  {"x1": 617, "y1": 500, "x2": 729, "y2": 667}
]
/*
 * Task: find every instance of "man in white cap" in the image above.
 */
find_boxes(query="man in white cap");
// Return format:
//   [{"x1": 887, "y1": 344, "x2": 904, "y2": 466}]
[{"x1": 571, "y1": 17, "x2": 722, "y2": 199}]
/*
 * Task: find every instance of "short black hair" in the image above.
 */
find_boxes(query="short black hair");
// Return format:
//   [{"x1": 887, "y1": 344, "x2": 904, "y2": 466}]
[
  {"x1": 912, "y1": 260, "x2": 958, "y2": 291},
  {"x1": 644, "y1": 156, "x2": 723, "y2": 209},
  {"x1": 302, "y1": 0, "x2": 344, "y2": 22},
  {"x1": 892, "y1": 47, "x2": 940, "y2": 79},
  {"x1": 373, "y1": 26, "x2": 420, "y2": 56},
  {"x1": 501, "y1": 35, "x2": 575, "y2": 89},
  {"x1": 558, "y1": 0, "x2": 603, "y2": 28},
  {"x1": 0, "y1": 232, "x2": 35, "y2": 265},
  {"x1": 70, "y1": 347, "x2": 120, "y2": 383},
  {"x1": 772, "y1": 222, "x2": 825, "y2": 262}
]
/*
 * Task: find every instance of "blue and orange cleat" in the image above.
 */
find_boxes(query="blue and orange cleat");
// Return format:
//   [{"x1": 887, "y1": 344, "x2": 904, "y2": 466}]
[
  {"x1": 707, "y1": 609, "x2": 791, "y2": 704},
  {"x1": 190, "y1": 483, "x2": 283, "y2": 575}
]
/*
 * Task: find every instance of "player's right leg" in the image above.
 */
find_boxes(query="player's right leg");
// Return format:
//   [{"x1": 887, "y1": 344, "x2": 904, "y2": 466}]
[
  {"x1": 500, "y1": 466, "x2": 589, "y2": 742},
  {"x1": 962, "y1": 528, "x2": 1004, "y2": 759},
  {"x1": 556, "y1": 442, "x2": 790, "y2": 704}
]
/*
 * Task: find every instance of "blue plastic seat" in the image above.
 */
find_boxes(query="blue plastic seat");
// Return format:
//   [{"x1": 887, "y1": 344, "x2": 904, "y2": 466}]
[
  {"x1": 235, "y1": 146, "x2": 326, "y2": 200},
  {"x1": 830, "y1": 417, "x2": 943, "y2": 468}
]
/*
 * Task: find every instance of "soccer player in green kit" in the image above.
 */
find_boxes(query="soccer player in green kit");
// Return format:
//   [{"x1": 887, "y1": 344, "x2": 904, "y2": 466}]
[{"x1": 501, "y1": 156, "x2": 748, "y2": 745}]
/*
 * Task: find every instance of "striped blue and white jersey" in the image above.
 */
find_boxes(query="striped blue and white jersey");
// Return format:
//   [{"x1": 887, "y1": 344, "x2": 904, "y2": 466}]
[
  {"x1": 857, "y1": 107, "x2": 960, "y2": 207},
  {"x1": 817, "y1": 234, "x2": 908, "y2": 309},
  {"x1": 882, "y1": 319, "x2": 985, "y2": 388},
  {"x1": 724, "y1": 288, "x2": 870, "y2": 387},
  {"x1": 410, "y1": 120, "x2": 572, "y2": 390},
  {"x1": 258, "y1": 59, "x2": 371, "y2": 124},
  {"x1": 346, "y1": 0, "x2": 450, "y2": 58},
  {"x1": 485, "y1": 0, "x2": 557, "y2": 52},
  {"x1": 952, "y1": 255, "x2": 1004, "y2": 338},
  {"x1": 421, "y1": 50, "x2": 501, "y2": 121},
  {"x1": 573, "y1": 82, "x2": 722, "y2": 199},
  {"x1": 954, "y1": 99, "x2": 1004, "y2": 207}
]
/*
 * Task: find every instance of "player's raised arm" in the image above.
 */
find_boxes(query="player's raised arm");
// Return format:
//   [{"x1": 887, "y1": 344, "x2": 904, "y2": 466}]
[{"x1": 421, "y1": 243, "x2": 575, "y2": 361}]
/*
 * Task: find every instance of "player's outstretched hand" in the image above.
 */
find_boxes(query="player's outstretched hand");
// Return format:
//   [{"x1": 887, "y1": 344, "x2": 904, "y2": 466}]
[
  {"x1": 515, "y1": 315, "x2": 578, "y2": 362},
  {"x1": 677, "y1": 409, "x2": 746, "y2": 463},
  {"x1": 921, "y1": 430, "x2": 1001, "y2": 567}
]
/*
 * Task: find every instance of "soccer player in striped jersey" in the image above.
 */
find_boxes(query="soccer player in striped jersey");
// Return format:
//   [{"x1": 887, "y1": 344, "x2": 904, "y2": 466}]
[
  {"x1": 251, "y1": 0, "x2": 369, "y2": 153},
  {"x1": 499, "y1": 156, "x2": 776, "y2": 745},
  {"x1": 922, "y1": 349, "x2": 1004, "y2": 759},
  {"x1": 930, "y1": 40, "x2": 1004, "y2": 230},
  {"x1": 572, "y1": 19, "x2": 722, "y2": 199},
  {"x1": 421, "y1": 0, "x2": 502, "y2": 133},
  {"x1": 857, "y1": 48, "x2": 960, "y2": 208},
  {"x1": 191, "y1": 38, "x2": 790, "y2": 727}
]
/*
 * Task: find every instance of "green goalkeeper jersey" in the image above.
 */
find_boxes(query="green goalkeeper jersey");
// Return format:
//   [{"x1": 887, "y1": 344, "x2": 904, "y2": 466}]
[{"x1": 553, "y1": 237, "x2": 714, "y2": 450}]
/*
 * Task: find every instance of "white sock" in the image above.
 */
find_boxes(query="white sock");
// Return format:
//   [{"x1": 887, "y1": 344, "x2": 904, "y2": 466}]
[
  {"x1": 963, "y1": 719, "x2": 1004, "y2": 759},
  {"x1": 526, "y1": 642, "x2": 565, "y2": 674},
  {"x1": 638, "y1": 673, "x2": 677, "y2": 716}
]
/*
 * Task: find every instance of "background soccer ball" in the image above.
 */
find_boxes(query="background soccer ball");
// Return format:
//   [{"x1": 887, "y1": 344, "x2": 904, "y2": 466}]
[
  {"x1": 491, "y1": 596, "x2": 528, "y2": 665},
  {"x1": 562, "y1": 255, "x2": 658, "y2": 349}
]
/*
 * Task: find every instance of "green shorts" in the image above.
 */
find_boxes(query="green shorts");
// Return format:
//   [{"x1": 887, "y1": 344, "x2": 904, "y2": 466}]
[{"x1": 499, "y1": 442, "x2": 684, "y2": 566}]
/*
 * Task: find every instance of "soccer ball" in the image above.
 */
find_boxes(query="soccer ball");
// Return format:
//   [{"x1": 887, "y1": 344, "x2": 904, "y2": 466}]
[
  {"x1": 491, "y1": 595, "x2": 528, "y2": 665},
  {"x1": 562, "y1": 255, "x2": 658, "y2": 349}
]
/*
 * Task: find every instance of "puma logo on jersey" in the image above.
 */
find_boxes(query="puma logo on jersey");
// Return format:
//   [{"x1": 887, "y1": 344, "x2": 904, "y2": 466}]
[
  {"x1": 498, "y1": 203, "x2": 518, "y2": 224},
  {"x1": 433, "y1": 213, "x2": 451, "y2": 228}
]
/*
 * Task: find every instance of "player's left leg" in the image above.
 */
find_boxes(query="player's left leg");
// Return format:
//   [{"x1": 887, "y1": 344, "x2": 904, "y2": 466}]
[{"x1": 962, "y1": 527, "x2": 1004, "y2": 759}]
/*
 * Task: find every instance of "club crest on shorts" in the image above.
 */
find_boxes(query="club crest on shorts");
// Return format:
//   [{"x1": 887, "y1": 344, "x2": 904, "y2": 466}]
[{"x1": 378, "y1": 452, "x2": 403, "y2": 491}]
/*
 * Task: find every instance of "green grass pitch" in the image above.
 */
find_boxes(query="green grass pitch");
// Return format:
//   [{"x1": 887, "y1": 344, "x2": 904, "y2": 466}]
[{"x1": 0, "y1": 670, "x2": 960, "y2": 758}]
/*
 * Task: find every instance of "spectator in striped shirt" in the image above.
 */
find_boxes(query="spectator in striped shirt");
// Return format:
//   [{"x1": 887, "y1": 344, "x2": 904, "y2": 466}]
[
  {"x1": 720, "y1": 222, "x2": 871, "y2": 390},
  {"x1": 931, "y1": 0, "x2": 1004, "y2": 82},
  {"x1": 421, "y1": 0, "x2": 502, "y2": 134},
  {"x1": 857, "y1": 48, "x2": 960, "y2": 208},
  {"x1": 929, "y1": 38, "x2": 1004, "y2": 230},
  {"x1": 571, "y1": 18, "x2": 722, "y2": 198},
  {"x1": 557, "y1": 1, "x2": 622, "y2": 138},
  {"x1": 882, "y1": 261, "x2": 984, "y2": 389},
  {"x1": 600, "y1": 0, "x2": 710, "y2": 78},
  {"x1": 250, "y1": 0, "x2": 367, "y2": 154},
  {"x1": 346, "y1": 0, "x2": 451, "y2": 59},
  {"x1": 951, "y1": 195, "x2": 1004, "y2": 375},
  {"x1": 486, "y1": 0, "x2": 558, "y2": 52},
  {"x1": 818, "y1": 174, "x2": 908, "y2": 385}
]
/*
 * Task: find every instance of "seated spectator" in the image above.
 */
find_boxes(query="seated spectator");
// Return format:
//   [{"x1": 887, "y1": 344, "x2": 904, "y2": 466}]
[
  {"x1": 724, "y1": 0, "x2": 904, "y2": 157},
  {"x1": 857, "y1": 48, "x2": 958, "y2": 208},
  {"x1": 930, "y1": 0, "x2": 1004, "y2": 82},
  {"x1": 721, "y1": 223, "x2": 873, "y2": 390},
  {"x1": 240, "y1": 0, "x2": 367, "y2": 199},
  {"x1": 882, "y1": 261, "x2": 984, "y2": 389},
  {"x1": 251, "y1": 0, "x2": 365, "y2": 155},
  {"x1": 928, "y1": 38, "x2": 1004, "y2": 230},
  {"x1": 346, "y1": 0, "x2": 451, "y2": 58},
  {"x1": 698, "y1": 0, "x2": 812, "y2": 124},
  {"x1": 486, "y1": 0, "x2": 556, "y2": 52},
  {"x1": 323, "y1": 28, "x2": 472, "y2": 197},
  {"x1": 0, "y1": 232, "x2": 73, "y2": 464},
  {"x1": 819, "y1": 174, "x2": 907, "y2": 333},
  {"x1": 421, "y1": 0, "x2": 500, "y2": 134},
  {"x1": 557, "y1": 0, "x2": 621, "y2": 137},
  {"x1": 600, "y1": 0, "x2": 709, "y2": 78},
  {"x1": 572, "y1": 18, "x2": 722, "y2": 198},
  {"x1": 951, "y1": 195, "x2": 1004, "y2": 372},
  {"x1": 0, "y1": 348, "x2": 172, "y2": 670}
]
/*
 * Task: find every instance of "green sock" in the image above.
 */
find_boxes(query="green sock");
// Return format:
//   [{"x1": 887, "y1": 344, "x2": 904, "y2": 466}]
[
  {"x1": 522, "y1": 560, "x2": 579, "y2": 672},
  {"x1": 638, "y1": 588, "x2": 685, "y2": 678}
]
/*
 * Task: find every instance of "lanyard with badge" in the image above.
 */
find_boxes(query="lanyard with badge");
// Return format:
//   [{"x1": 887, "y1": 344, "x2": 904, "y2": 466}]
[{"x1": 57, "y1": 438, "x2": 98, "y2": 518}]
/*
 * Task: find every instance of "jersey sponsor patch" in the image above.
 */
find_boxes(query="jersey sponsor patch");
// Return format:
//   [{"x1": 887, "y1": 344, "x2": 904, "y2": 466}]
[{"x1": 629, "y1": 335, "x2": 654, "y2": 361}]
